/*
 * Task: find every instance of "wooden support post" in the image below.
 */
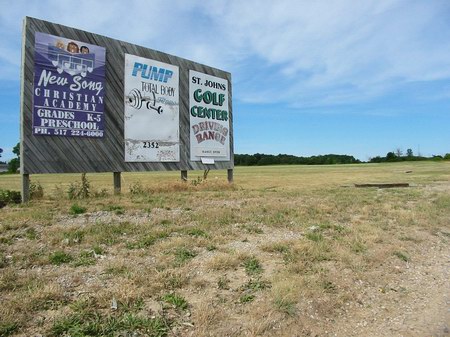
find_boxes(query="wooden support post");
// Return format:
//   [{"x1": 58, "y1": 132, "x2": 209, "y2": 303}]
[
  {"x1": 113, "y1": 172, "x2": 121, "y2": 195},
  {"x1": 181, "y1": 170, "x2": 188, "y2": 182},
  {"x1": 22, "y1": 173, "x2": 30, "y2": 203},
  {"x1": 227, "y1": 169, "x2": 234, "y2": 183}
]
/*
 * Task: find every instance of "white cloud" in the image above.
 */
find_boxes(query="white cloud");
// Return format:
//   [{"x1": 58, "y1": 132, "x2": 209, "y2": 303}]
[
  {"x1": 1, "y1": 0, "x2": 449, "y2": 107},
  {"x1": 219, "y1": 0, "x2": 450, "y2": 106}
]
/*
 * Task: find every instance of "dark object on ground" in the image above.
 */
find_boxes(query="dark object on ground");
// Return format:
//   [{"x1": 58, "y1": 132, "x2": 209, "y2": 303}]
[
  {"x1": 354, "y1": 183, "x2": 410, "y2": 188},
  {"x1": 405, "y1": 171, "x2": 413, "y2": 173}
]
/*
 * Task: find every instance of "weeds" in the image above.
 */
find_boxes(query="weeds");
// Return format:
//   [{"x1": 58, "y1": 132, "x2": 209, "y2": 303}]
[
  {"x1": 67, "y1": 173, "x2": 90, "y2": 199},
  {"x1": 274, "y1": 296, "x2": 296, "y2": 316},
  {"x1": 240, "y1": 224, "x2": 264, "y2": 234},
  {"x1": 127, "y1": 232, "x2": 169, "y2": 249},
  {"x1": 174, "y1": 247, "x2": 197, "y2": 265},
  {"x1": 186, "y1": 228, "x2": 208, "y2": 237},
  {"x1": 206, "y1": 244, "x2": 217, "y2": 251},
  {"x1": 217, "y1": 276, "x2": 230, "y2": 290},
  {"x1": 51, "y1": 311, "x2": 168, "y2": 337},
  {"x1": 162, "y1": 271, "x2": 188, "y2": 290},
  {"x1": 161, "y1": 293, "x2": 188, "y2": 310},
  {"x1": 69, "y1": 203, "x2": 86, "y2": 215},
  {"x1": 129, "y1": 181, "x2": 146, "y2": 195},
  {"x1": 0, "y1": 189, "x2": 21, "y2": 208},
  {"x1": 105, "y1": 205, "x2": 125, "y2": 215},
  {"x1": 242, "y1": 278, "x2": 271, "y2": 291},
  {"x1": 49, "y1": 251, "x2": 73, "y2": 265},
  {"x1": 351, "y1": 240, "x2": 367, "y2": 254},
  {"x1": 25, "y1": 227, "x2": 39, "y2": 240},
  {"x1": 73, "y1": 250, "x2": 96, "y2": 267},
  {"x1": 393, "y1": 251, "x2": 410, "y2": 262},
  {"x1": 321, "y1": 280, "x2": 337, "y2": 293},
  {"x1": 63, "y1": 230, "x2": 84, "y2": 244},
  {"x1": 0, "y1": 322, "x2": 18, "y2": 336},
  {"x1": 305, "y1": 232, "x2": 323, "y2": 242},
  {"x1": 239, "y1": 294, "x2": 255, "y2": 303},
  {"x1": 29, "y1": 181, "x2": 44, "y2": 199},
  {"x1": 92, "y1": 245, "x2": 104, "y2": 255},
  {"x1": 243, "y1": 256, "x2": 263, "y2": 275}
]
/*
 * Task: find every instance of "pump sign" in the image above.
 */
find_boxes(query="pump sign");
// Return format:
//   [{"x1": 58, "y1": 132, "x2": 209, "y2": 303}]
[{"x1": 124, "y1": 54, "x2": 180, "y2": 162}]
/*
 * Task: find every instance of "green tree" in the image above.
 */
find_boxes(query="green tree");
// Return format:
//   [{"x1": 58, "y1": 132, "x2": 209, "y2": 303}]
[
  {"x1": 406, "y1": 148, "x2": 413, "y2": 157},
  {"x1": 12, "y1": 143, "x2": 20, "y2": 158},
  {"x1": 386, "y1": 152, "x2": 397, "y2": 162},
  {"x1": 8, "y1": 142, "x2": 20, "y2": 173}
]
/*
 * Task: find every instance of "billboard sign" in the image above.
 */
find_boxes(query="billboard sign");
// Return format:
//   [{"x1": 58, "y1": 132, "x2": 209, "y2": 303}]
[
  {"x1": 21, "y1": 17, "x2": 232, "y2": 176},
  {"x1": 32, "y1": 32, "x2": 106, "y2": 138},
  {"x1": 124, "y1": 54, "x2": 180, "y2": 162},
  {"x1": 189, "y1": 70, "x2": 230, "y2": 161}
]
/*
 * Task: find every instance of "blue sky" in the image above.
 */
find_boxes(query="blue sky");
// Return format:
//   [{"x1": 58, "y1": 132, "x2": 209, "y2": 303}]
[{"x1": 1, "y1": 0, "x2": 449, "y2": 161}]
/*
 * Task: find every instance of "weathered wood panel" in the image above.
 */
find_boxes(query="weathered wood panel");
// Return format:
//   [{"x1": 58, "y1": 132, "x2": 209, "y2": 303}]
[{"x1": 21, "y1": 17, "x2": 234, "y2": 174}]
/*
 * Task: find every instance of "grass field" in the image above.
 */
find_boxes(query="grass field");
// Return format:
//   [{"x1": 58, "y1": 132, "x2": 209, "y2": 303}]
[{"x1": 0, "y1": 162, "x2": 449, "y2": 336}]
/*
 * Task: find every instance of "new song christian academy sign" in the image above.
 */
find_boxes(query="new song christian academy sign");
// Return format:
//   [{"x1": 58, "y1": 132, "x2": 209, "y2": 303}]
[
  {"x1": 21, "y1": 17, "x2": 233, "y2": 177},
  {"x1": 32, "y1": 32, "x2": 106, "y2": 138}
]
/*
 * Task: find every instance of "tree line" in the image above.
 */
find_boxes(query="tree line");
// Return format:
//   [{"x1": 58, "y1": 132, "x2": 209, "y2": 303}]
[
  {"x1": 369, "y1": 148, "x2": 450, "y2": 163},
  {"x1": 234, "y1": 153, "x2": 361, "y2": 166},
  {"x1": 1, "y1": 143, "x2": 449, "y2": 172}
]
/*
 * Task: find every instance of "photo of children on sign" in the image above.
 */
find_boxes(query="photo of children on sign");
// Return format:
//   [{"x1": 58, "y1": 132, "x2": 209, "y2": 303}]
[{"x1": 32, "y1": 32, "x2": 106, "y2": 138}]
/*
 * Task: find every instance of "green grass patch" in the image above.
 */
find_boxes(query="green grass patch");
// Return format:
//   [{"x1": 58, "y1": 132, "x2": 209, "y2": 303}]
[
  {"x1": 105, "y1": 205, "x2": 125, "y2": 215},
  {"x1": 321, "y1": 280, "x2": 337, "y2": 293},
  {"x1": 73, "y1": 250, "x2": 96, "y2": 267},
  {"x1": 51, "y1": 311, "x2": 168, "y2": 337},
  {"x1": 0, "y1": 322, "x2": 19, "y2": 336},
  {"x1": 305, "y1": 232, "x2": 323, "y2": 242},
  {"x1": 239, "y1": 294, "x2": 255, "y2": 303},
  {"x1": 92, "y1": 245, "x2": 104, "y2": 255},
  {"x1": 174, "y1": 247, "x2": 197, "y2": 265},
  {"x1": 0, "y1": 189, "x2": 21, "y2": 208},
  {"x1": 243, "y1": 278, "x2": 271, "y2": 291},
  {"x1": 393, "y1": 251, "x2": 410, "y2": 262},
  {"x1": 217, "y1": 276, "x2": 230, "y2": 290},
  {"x1": 350, "y1": 240, "x2": 367, "y2": 254},
  {"x1": 0, "y1": 236, "x2": 12, "y2": 245},
  {"x1": 240, "y1": 224, "x2": 264, "y2": 234},
  {"x1": 274, "y1": 297, "x2": 296, "y2": 316},
  {"x1": 127, "y1": 232, "x2": 169, "y2": 249},
  {"x1": 161, "y1": 293, "x2": 188, "y2": 310},
  {"x1": 186, "y1": 228, "x2": 208, "y2": 237},
  {"x1": 49, "y1": 251, "x2": 73, "y2": 265},
  {"x1": 243, "y1": 256, "x2": 263, "y2": 275},
  {"x1": 206, "y1": 244, "x2": 217, "y2": 251},
  {"x1": 69, "y1": 203, "x2": 86, "y2": 215},
  {"x1": 25, "y1": 227, "x2": 39, "y2": 240},
  {"x1": 104, "y1": 265, "x2": 129, "y2": 276},
  {"x1": 63, "y1": 230, "x2": 85, "y2": 245}
]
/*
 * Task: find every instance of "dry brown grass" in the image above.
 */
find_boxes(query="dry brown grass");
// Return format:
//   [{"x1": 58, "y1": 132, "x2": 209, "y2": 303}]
[{"x1": 0, "y1": 162, "x2": 449, "y2": 336}]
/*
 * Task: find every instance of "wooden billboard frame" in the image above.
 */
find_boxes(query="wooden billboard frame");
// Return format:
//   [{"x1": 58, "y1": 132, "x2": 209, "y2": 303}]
[{"x1": 20, "y1": 17, "x2": 233, "y2": 202}]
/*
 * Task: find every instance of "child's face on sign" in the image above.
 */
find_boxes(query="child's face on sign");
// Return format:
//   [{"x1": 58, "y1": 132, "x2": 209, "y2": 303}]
[
  {"x1": 56, "y1": 41, "x2": 65, "y2": 49},
  {"x1": 67, "y1": 42, "x2": 79, "y2": 53}
]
